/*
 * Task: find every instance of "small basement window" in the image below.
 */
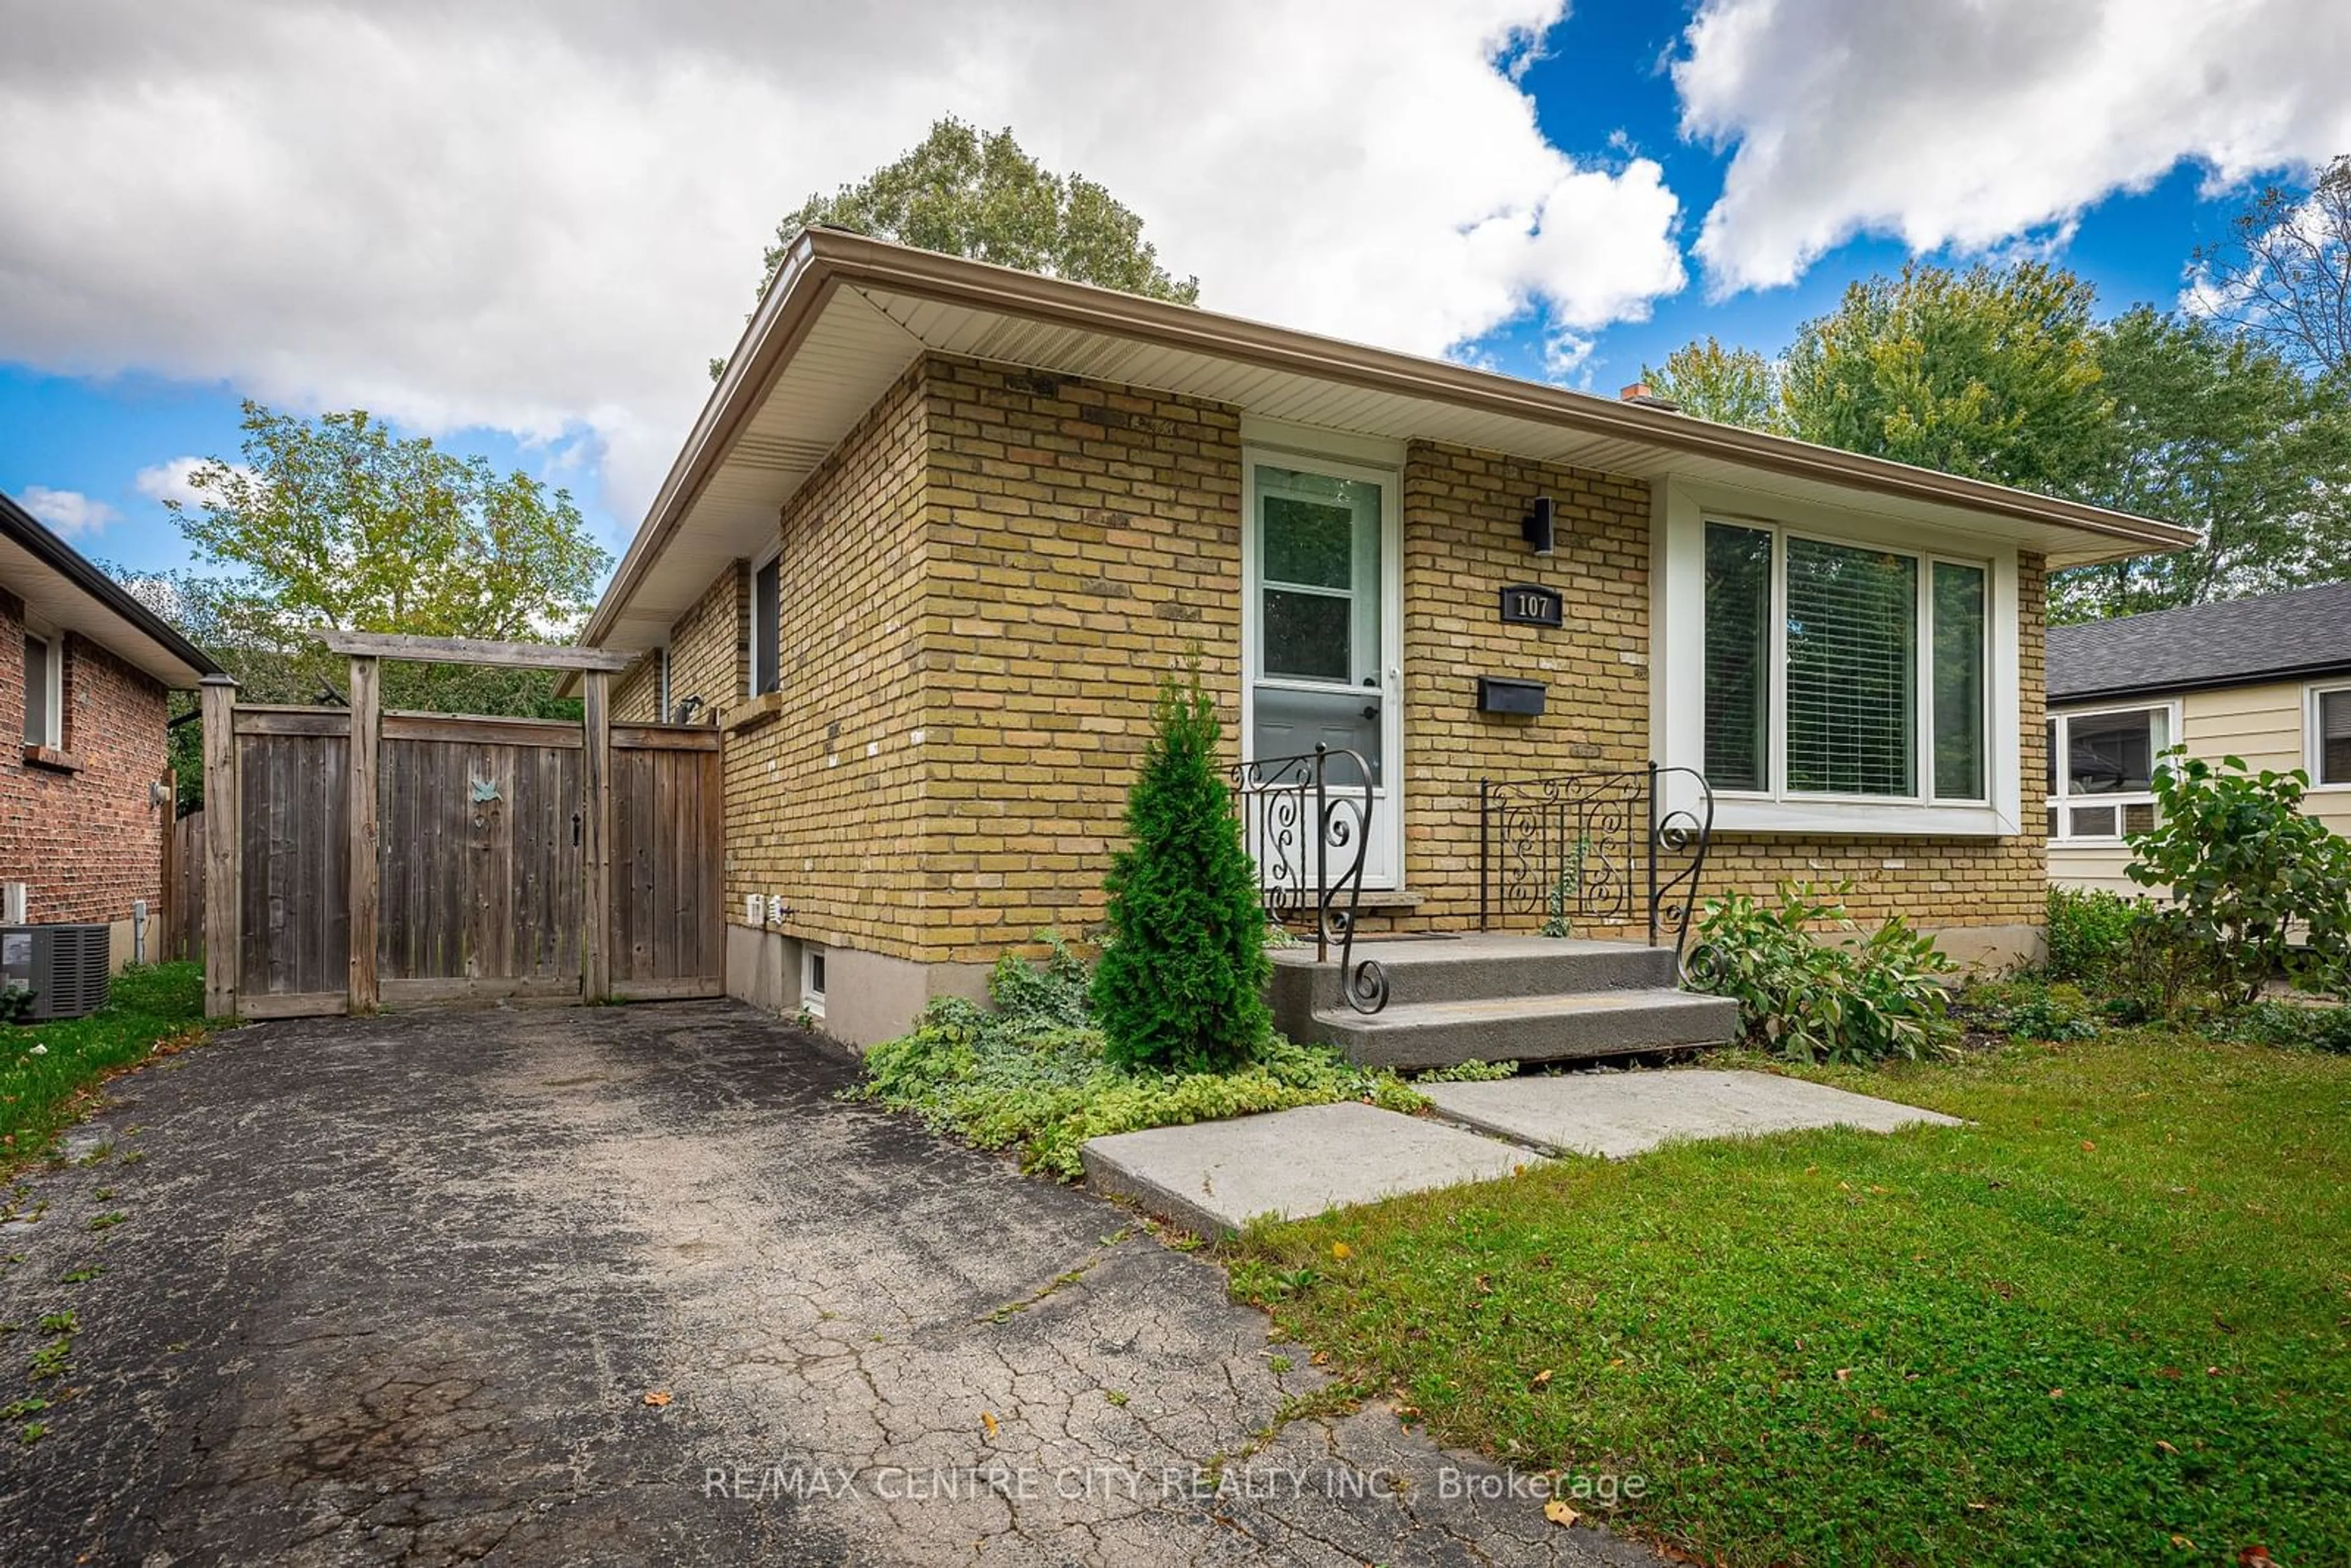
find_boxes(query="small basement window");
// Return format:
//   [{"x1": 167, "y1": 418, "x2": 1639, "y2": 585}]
[{"x1": 801, "y1": 945, "x2": 827, "y2": 1018}]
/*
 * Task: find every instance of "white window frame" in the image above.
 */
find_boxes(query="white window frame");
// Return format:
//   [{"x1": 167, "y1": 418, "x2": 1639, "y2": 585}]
[
  {"x1": 21, "y1": 627, "x2": 61, "y2": 750},
  {"x1": 746, "y1": 547, "x2": 781, "y2": 699},
  {"x1": 801, "y1": 945, "x2": 827, "y2": 1018},
  {"x1": 2304, "y1": 680, "x2": 2351, "y2": 791},
  {"x1": 2045, "y1": 700, "x2": 2180, "y2": 844},
  {"x1": 1655, "y1": 477, "x2": 2019, "y2": 836}
]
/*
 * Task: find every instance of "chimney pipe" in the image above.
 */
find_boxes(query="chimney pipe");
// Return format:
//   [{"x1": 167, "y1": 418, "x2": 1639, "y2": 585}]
[{"x1": 1618, "y1": 382, "x2": 1681, "y2": 412}]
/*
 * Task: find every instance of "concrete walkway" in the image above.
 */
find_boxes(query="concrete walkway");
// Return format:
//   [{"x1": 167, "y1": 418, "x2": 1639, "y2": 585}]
[
  {"x1": 1082, "y1": 1068, "x2": 1961, "y2": 1234},
  {"x1": 0, "y1": 1002, "x2": 1652, "y2": 1567}
]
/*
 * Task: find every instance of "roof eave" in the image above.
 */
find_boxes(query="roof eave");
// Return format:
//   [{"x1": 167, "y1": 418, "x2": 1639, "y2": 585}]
[{"x1": 577, "y1": 231, "x2": 2200, "y2": 653}]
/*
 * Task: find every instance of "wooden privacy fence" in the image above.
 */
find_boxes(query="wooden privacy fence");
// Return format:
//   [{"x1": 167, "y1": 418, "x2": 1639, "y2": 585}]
[
  {"x1": 160, "y1": 805, "x2": 207, "y2": 964},
  {"x1": 198, "y1": 634, "x2": 726, "y2": 1021}
]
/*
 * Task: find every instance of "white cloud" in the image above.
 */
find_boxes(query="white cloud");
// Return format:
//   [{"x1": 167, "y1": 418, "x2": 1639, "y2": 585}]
[
  {"x1": 18, "y1": 486, "x2": 118, "y2": 538},
  {"x1": 0, "y1": 1, "x2": 1690, "y2": 527},
  {"x1": 1673, "y1": 0, "x2": 2351, "y2": 294},
  {"x1": 133, "y1": 457, "x2": 212, "y2": 510}
]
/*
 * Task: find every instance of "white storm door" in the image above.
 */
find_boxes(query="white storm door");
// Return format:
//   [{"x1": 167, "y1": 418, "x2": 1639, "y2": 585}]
[{"x1": 1242, "y1": 453, "x2": 1403, "y2": 891}]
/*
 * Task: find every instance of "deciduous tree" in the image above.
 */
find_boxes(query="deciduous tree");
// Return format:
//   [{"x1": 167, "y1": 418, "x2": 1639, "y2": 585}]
[{"x1": 1640, "y1": 336, "x2": 1785, "y2": 432}]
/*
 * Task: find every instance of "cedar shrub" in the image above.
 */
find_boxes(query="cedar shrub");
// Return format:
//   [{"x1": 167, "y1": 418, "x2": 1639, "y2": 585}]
[{"x1": 1092, "y1": 670, "x2": 1271, "y2": 1071}]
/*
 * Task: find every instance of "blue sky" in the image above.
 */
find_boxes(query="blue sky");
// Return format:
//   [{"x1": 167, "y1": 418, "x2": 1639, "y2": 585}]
[{"x1": 0, "y1": 0, "x2": 2336, "y2": 591}]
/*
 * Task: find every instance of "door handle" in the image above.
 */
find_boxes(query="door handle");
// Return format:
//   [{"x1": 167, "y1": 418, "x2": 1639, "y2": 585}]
[
  {"x1": 1362, "y1": 704, "x2": 1380, "y2": 721},
  {"x1": 572, "y1": 811, "x2": 583, "y2": 847}
]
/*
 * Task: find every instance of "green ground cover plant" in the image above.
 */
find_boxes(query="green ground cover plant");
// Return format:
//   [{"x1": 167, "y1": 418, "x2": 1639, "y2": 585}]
[
  {"x1": 1, "y1": 963, "x2": 203, "y2": 1168},
  {"x1": 1236, "y1": 1033, "x2": 2351, "y2": 1567},
  {"x1": 848, "y1": 937, "x2": 1423, "y2": 1179}
]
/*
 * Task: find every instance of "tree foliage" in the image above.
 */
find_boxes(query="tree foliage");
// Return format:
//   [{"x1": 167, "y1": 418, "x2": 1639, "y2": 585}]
[
  {"x1": 1778, "y1": 261, "x2": 2110, "y2": 494},
  {"x1": 721, "y1": 118, "x2": 1196, "y2": 378},
  {"x1": 1641, "y1": 336, "x2": 1785, "y2": 432},
  {"x1": 1091, "y1": 670, "x2": 1270, "y2": 1073},
  {"x1": 2051, "y1": 309, "x2": 2351, "y2": 621},
  {"x1": 133, "y1": 403, "x2": 610, "y2": 807},
  {"x1": 2127, "y1": 752, "x2": 2351, "y2": 1007},
  {"x1": 2188, "y1": 154, "x2": 2351, "y2": 383}
]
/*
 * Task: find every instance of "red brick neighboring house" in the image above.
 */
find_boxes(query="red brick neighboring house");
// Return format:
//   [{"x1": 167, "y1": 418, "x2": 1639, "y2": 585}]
[{"x1": 0, "y1": 488, "x2": 219, "y2": 967}]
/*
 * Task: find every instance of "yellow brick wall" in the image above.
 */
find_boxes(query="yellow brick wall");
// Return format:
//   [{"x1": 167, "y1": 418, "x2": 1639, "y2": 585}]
[
  {"x1": 918, "y1": 356, "x2": 1244, "y2": 963},
  {"x1": 667, "y1": 566, "x2": 746, "y2": 722},
  {"x1": 719, "y1": 359, "x2": 933, "y2": 956},
  {"x1": 612, "y1": 651, "x2": 661, "y2": 723},
  {"x1": 686, "y1": 353, "x2": 2047, "y2": 968},
  {"x1": 1398, "y1": 443, "x2": 1654, "y2": 931}
]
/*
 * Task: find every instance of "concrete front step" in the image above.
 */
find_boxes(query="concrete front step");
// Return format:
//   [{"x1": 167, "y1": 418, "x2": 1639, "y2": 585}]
[
  {"x1": 1270, "y1": 935, "x2": 1677, "y2": 1019},
  {"x1": 1311, "y1": 986, "x2": 1740, "y2": 1071}
]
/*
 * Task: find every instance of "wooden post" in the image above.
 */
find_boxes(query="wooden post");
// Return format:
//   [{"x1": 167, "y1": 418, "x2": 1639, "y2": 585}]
[
  {"x1": 199, "y1": 675, "x2": 240, "y2": 1019},
  {"x1": 157, "y1": 768, "x2": 178, "y2": 959},
  {"x1": 347, "y1": 655, "x2": 381, "y2": 1013},
  {"x1": 581, "y1": 669, "x2": 612, "y2": 1002}
]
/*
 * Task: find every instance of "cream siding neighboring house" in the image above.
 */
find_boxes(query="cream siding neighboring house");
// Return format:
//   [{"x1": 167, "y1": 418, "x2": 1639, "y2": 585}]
[{"x1": 2047, "y1": 584, "x2": 2351, "y2": 895}]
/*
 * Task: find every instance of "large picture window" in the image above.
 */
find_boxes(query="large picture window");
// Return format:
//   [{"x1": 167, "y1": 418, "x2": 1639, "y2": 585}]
[
  {"x1": 1701, "y1": 522, "x2": 1987, "y2": 802},
  {"x1": 2045, "y1": 705, "x2": 2172, "y2": 841}
]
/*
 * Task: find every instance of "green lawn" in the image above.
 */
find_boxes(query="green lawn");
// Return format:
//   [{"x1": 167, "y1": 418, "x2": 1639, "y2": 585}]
[
  {"x1": 2, "y1": 962, "x2": 204, "y2": 1167},
  {"x1": 1234, "y1": 1036, "x2": 2351, "y2": 1567}
]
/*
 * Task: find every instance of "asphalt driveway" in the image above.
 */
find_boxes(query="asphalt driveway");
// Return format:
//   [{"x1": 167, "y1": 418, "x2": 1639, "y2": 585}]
[{"x1": 0, "y1": 1002, "x2": 1655, "y2": 1566}]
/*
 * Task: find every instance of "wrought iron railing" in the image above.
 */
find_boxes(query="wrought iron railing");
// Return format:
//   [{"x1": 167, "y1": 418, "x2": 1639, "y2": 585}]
[
  {"x1": 1479, "y1": 765, "x2": 1715, "y2": 961},
  {"x1": 1229, "y1": 745, "x2": 1387, "y2": 1014}
]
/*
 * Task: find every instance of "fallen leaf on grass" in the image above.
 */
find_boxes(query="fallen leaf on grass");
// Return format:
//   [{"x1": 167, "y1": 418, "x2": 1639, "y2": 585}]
[
  {"x1": 643, "y1": 1391, "x2": 672, "y2": 1408},
  {"x1": 1543, "y1": 1499, "x2": 1580, "y2": 1528},
  {"x1": 1531, "y1": 1369, "x2": 1553, "y2": 1388},
  {"x1": 2156, "y1": 1440, "x2": 2179, "y2": 1455},
  {"x1": 1331, "y1": 1242, "x2": 1352, "y2": 1261},
  {"x1": 2238, "y1": 1548, "x2": 2274, "y2": 1566},
  {"x1": 1834, "y1": 1368, "x2": 1851, "y2": 1383}
]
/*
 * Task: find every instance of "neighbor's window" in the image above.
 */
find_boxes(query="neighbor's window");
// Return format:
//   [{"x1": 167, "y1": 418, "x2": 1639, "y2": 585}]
[
  {"x1": 2044, "y1": 705, "x2": 2171, "y2": 841},
  {"x1": 1701, "y1": 522, "x2": 1987, "y2": 801},
  {"x1": 750, "y1": 555, "x2": 781, "y2": 697},
  {"x1": 21, "y1": 633, "x2": 59, "y2": 749},
  {"x1": 2314, "y1": 686, "x2": 2351, "y2": 787}
]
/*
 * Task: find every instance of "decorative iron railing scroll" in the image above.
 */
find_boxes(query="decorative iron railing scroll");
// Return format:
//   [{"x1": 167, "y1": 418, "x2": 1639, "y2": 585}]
[
  {"x1": 1479, "y1": 763, "x2": 1715, "y2": 964},
  {"x1": 1229, "y1": 745, "x2": 1387, "y2": 1015}
]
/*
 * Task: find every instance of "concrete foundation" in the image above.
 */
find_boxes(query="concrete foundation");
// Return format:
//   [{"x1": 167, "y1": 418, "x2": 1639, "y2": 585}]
[
  {"x1": 1924, "y1": 922, "x2": 2045, "y2": 975},
  {"x1": 722, "y1": 923, "x2": 989, "y2": 1046}
]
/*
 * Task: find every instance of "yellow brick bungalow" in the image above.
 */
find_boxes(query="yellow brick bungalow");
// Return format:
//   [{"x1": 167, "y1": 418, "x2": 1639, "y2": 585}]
[{"x1": 574, "y1": 230, "x2": 2194, "y2": 1045}]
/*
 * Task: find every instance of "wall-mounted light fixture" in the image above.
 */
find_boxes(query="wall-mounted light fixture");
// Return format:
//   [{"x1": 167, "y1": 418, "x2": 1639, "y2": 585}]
[{"x1": 1521, "y1": 495, "x2": 1554, "y2": 556}]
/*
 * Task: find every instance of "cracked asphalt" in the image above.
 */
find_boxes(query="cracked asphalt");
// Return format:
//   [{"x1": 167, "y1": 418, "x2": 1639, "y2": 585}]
[{"x1": 0, "y1": 1002, "x2": 1660, "y2": 1566}]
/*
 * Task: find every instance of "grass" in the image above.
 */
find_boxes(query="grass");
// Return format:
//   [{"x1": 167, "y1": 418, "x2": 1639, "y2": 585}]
[
  {"x1": 1234, "y1": 1034, "x2": 2351, "y2": 1567},
  {"x1": 1, "y1": 962, "x2": 203, "y2": 1169}
]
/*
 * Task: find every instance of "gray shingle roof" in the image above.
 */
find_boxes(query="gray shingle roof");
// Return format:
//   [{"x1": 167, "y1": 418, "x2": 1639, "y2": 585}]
[{"x1": 2047, "y1": 582, "x2": 2351, "y2": 702}]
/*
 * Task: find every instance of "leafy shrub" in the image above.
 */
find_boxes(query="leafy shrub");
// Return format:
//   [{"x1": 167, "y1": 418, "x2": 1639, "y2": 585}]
[
  {"x1": 850, "y1": 943, "x2": 1423, "y2": 1180},
  {"x1": 1690, "y1": 883, "x2": 1957, "y2": 1063},
  {"x1": 2128, "y1": 752, "x2": 2351, "y2": 1004},
  {"x1": 2044, "y1": 887, "x2": 2144, "y2": 989},
  {"x1": 1092, "y1": 670, "x2": 1272, "y2": 1071}
]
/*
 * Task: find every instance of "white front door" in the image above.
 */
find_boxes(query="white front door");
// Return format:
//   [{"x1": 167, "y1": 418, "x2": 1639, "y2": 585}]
[{"x1": 1241, "y1": 451, "x2": 1403, "y2": 890}]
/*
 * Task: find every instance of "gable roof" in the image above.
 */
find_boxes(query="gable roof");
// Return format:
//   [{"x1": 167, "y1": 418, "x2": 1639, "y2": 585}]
[
  {"x1": 582, "y1": 228, "x2": 2199, "y2": 656},
  {"x1": 0, "y1": 489, "x2": 220, "y2": 688},
  {"x1": 2048, "y1": 582, "x2": 2351, "y2": 705}
]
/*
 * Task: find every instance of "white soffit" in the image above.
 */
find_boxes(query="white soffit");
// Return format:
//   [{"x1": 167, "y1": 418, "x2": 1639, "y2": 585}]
[{"x1": 602, "y1": 265, "x2": 2180, "y2": 653}]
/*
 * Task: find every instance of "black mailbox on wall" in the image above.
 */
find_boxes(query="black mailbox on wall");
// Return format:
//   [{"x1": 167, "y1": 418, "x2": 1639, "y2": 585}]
[{"x1": 1477, "y1": 677, "x2": 1547, "y2": 716}]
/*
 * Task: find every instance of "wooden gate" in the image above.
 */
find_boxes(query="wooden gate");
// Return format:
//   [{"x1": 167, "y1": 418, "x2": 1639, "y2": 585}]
[
  {"x1": 198, "y1": 636, "x2": 724, "y2": 1019},
  {"x1": 609, "y1": 725, "x2": 724, "y2": 999},
  {"x1": 376, "y1": 714, "x2": 586, "y2": 1006}
]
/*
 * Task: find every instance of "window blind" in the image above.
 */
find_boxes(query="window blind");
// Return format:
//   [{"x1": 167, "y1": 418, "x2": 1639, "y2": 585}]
[
  {"x1": 1784, "y1": 538, "x2": 1915, "y2": 796},
  {"x1": 1703, "y1": 523, "x2": 1772, "y2": 790},
  {"x1": 21, "y1": 636, "x2": 48, "y2": 747}
]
